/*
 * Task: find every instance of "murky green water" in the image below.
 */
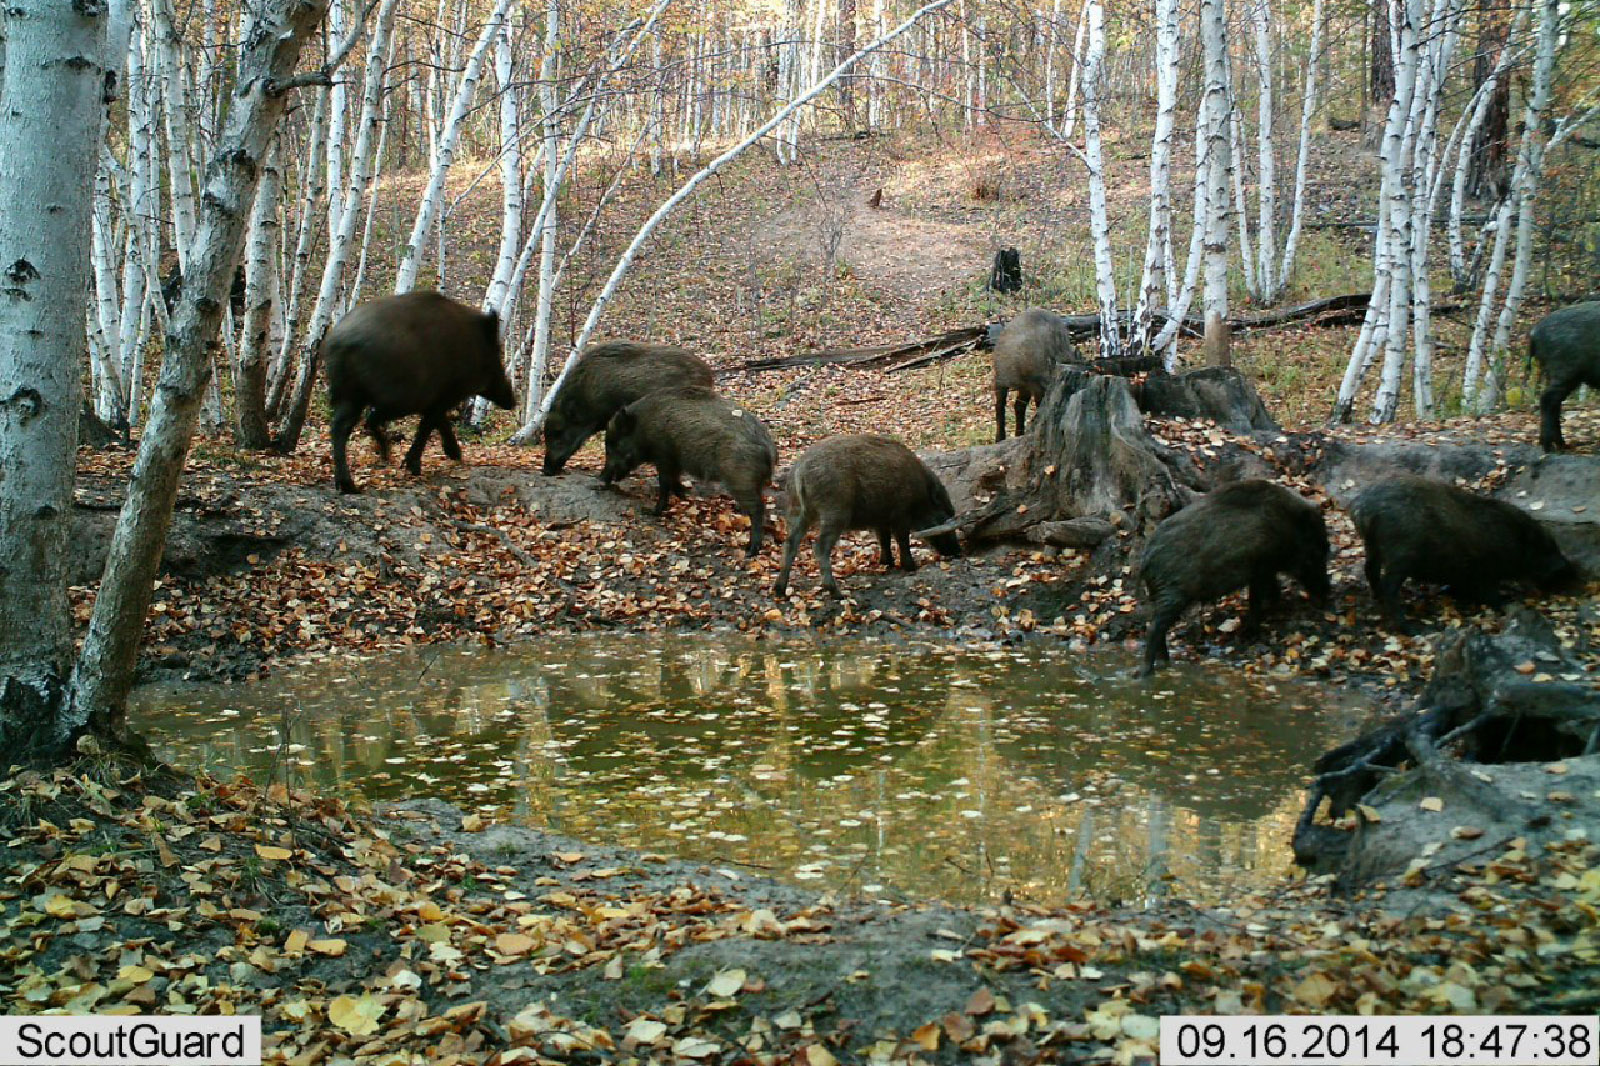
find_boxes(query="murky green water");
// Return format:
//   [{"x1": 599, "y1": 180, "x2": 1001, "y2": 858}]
[{"x1": 131, "y1": 637, "x2": 1368, "y2": 906}]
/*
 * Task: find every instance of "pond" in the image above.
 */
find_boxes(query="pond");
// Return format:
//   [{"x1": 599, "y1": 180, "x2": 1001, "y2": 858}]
[{"x1": 132, "y1": 636, "x2": 1370, "y2": 907}]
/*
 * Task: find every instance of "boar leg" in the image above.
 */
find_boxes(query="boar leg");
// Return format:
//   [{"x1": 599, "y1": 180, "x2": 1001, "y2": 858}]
[
  {"x1": 895, "y1": 529, "x2": 917, "y2": 572},
  {"x1": 1141, "y1": 596, "x2": 1185, "y2": 676},
  {"x1": 652, "y1": 464, "x2": 682, "y2": 515},
  {"x1": 363, "y1": 409, "x2": 392, "y2": 461},
  {"x1": 738, "y1": 490, "x2": 766, "y2": 556},
  {"x1": 1242, "y1": 572, "x2": 1280, "y2": 638},
  {"x1": 403, "y1": 415, "x2": 440, "y2": 476},
  {"x1": 331, "y1": 401, "x2": 365, "y2": 495},
  {"x1": 876, "y1": 529, "x2": 895, "y2": 567},
  {"x1": 1014, "y1": 393, "x2": 1030, "y2": 437},
  {"x1": 994, "y1": 387, "x2": 1009, "y2": 443},
  {"x1": 1539, "y1": 380, "x2": 1576, "y2": 451},
  {"x1": 814, "y1": 521, "x2": 845, "y2": 596},
  {"x1": 435, "y1": 417, "x2": 464, "y2": 462},
  {"x1": 774, "y1": 512, "x2": 812, "y2": 596}
]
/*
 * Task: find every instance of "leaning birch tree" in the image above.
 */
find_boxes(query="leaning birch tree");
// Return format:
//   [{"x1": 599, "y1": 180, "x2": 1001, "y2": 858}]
[{"x1": 69, "y1": 0, "x2": 331, "y2": 745}]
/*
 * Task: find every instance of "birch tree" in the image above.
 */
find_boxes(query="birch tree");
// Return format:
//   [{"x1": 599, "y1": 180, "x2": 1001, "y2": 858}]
[
  {"x1": 70, "y1": 0, "x2": 330, "y2": 742},
  {"x1": 1199, "y1": 0, "x2": 1232, "y2": 366},
  {"x1": 1131, "y1": 0, "x2": 1180, "y2": 353},
  {"x1": 1079, "y1": 0, "x2": 1118, "y2": 356},
  {"x1": 392, "y1": 0, "x2": 513, "y2": 293},
  {"x1": 0, "y1": 0, "x2": 122, "y2": 760}
]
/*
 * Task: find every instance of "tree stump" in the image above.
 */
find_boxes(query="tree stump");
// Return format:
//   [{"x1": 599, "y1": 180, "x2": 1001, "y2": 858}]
[
  {"x1": 931, "y1": 372, "x2": 1194, "y2": 547},
  {"x1": 988, "y1": 248, "x2": 1022, "y2": 293},
  {"x1": 1293, "y1": 610, "x2": 1600, "y2": 884}
]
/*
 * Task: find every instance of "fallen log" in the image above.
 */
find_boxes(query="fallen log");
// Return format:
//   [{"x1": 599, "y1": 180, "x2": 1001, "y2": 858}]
[{"x1": 739, "y1": 293, "x2": 1419, "y2": 374}]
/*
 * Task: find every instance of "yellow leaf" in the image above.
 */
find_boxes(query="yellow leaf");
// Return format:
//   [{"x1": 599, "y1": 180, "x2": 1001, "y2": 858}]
[
  {"x1": 804, "y1": 1045, "x2": 839, "y2": 1066},
  {"x1": 1419, "y1": 796, "x2": 1444, "y2": 812},
  {"x1": 308, "y1": 939, "x2": 347, "y2": 957},
  {"x1": 704, "y1": 968, "x2": 746, "y2": 999},
  {"x1": 1292, "y1": 973, "x2": 1337, "y2": 1008},
  {"x1": 624, "y1": 1018, "x2": 668, "y2": 1046},
  {"x1": 495, "y1": 933, "x2": 537, "y2": 957},
  {"x1": 417, "y1": 901, "x2": 445, "y2": 922},
  {"x1": 1356, "y1": 804, "x2": 1382, "y2": 822},
  {"x1": 328, "y1": 994, "x2": 386, "y2": 1036},
  {"x1": 912, "y1": 1023, "x2": 941, "y2": 1051},
  {"x1": 117, "y1": 965, "x2": 155, "y2": 984},
  {"x1": 255, "y1": 845, "x2": 293, "y2": 862},
  {"x1": 284, "y1": 929, "x2": 309, "y2": 955},
  {"x1": 43, "y1": 895, "x2": 80, "y2": 918}
]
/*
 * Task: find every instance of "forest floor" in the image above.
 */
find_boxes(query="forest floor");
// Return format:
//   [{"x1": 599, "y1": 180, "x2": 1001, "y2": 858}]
[{"x1": 19, "y1": 126, "x2": 1600, "y2": 1060}]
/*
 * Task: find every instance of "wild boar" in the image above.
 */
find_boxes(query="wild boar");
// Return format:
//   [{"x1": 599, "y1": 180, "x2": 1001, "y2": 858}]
[
  {"x1": 774, "y1": 434, "x2": 963, "y2": 597},
  {"x1": 542, "y1": 341, "x2": 715, "y2": 475},
  {"x1": 1350, "y1": 475, "x2": 1575, "y2": 623},
  {"x1": 325, "y1": 291, "x2": 514, "y2": 495},
  {"x1": 1139, "y1": 479, "x2": 1330, "y2": 675},
  {"x1": 601, "y1": 386, "x2": 777, "y2": 555},
  {"x1": 1528, "y1": 300, "x2": 1600, "y2": 451},
  {"x1": 991, "y1": 308, "x2": 1079, "y2": 442}
]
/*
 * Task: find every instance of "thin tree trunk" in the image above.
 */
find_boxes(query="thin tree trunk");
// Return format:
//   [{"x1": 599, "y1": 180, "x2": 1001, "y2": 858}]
[
  {"x1": 1132, "y1": 0, "x2": 1179, "y2": 352},
  {"x1": 1200, "y1": 0, "x2": 1232, "y2": 366},
  {"x1": 72, "y1": 0, "x2": 329, "y2": 737},
  {"x1": 234, "y1": 139, "x2": 282, "y2": 448},
  {"x1": 1081, "y1": 0, "x2": 1118, "y2": 356},
  {"x1": 393, "y1": 0, "x2": 513, "y2": 292}
]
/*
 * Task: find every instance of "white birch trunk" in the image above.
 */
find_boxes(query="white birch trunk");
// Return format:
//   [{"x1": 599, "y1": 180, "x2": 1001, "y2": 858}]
[
  {"x1": 1479, "y1": 0, "x2": 1557, "y2": 409},
  {"x1": 1081, "y1": 0, "x2": 1119, "y2": 355},
  {"x1": 393, "y1": 0, "x2": 513, "y2": 293},
  {"x1": 1247, "y1": 0, "x2": 1278, "y2": 304},
  {"x1": 1133, "y1": 0, "x2": 1179, "y2": 352},
  {"x1": 1200, "y1": 0, "x2": 1232, "y2": 366},
  {"x1": 1060, "y1": 0, "x2": 1087, "y2": 140},
  {"x1": 1369, "y1": 0, "x2": 1423, "y2": 424},
  {"x1": 267, "y1": 87, "x2": 329, "y2": 418},
  {"x1": 152, "y1": 0, "x2": 198, "y2": 267},
  {"x1": 1277, "y1": 0, "x2": 1323, "y2": 296},
  {"x1": 72, "y1": 0, "x2": 328, "y2": 731},
  {"x1": 0, "y1": 0, "x2": 119, "y2": 753},
  {"x1": 277, "y1": 0, "x2": 404, "y2": 451}
]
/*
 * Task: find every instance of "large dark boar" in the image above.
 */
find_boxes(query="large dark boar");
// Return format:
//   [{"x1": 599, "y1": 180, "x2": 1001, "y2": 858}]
[
  {"x1": 326, "y1": 291, "x2": 514, "y2": 495},
  {"x1": 1139, "y1": 479, "x2": 1330, "y2": 675},
  {"x1": 774, "y1": 435, "x2": 963, "y2": 597},
  {"x1": 1528, "y1": 300, "x2": 1600, "y2": 451},
  {"x1": 543, "y1": 341, "x2": 715, "y2": 474},
  {"x1": 1350, "y1": 475, "x2": 1575, "y2": 623},
  {"x1": 991, "y1": 308, "x2": 1079, "y2": 442},
  {"x1": 601, "y1": 386, "x2": 776, "y2": 555}
]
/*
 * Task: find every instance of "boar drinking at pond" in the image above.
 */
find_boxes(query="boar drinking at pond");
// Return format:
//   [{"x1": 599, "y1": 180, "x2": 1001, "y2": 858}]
[
  {"x1": 601, "y1": 386, "x2": 777, "y2": 556},
  {"x1": 542, "y1": 341, "x2": 715, "y2": 475},
  {"x1": 1350, "y1": 475, "x2": 1575, "y2": 624},
  {"x1": 1138, "y1": 479, "x2": 1330, "y2": 676},
  {"x1": 991, "y1": 308, "x2": 1079, "y2": 442},
  {"x1": 1528, "y1": 300, "x2": 1600, "y2": 452},
  {"x1": 774, "y1": 434, "x2": 963, "y2": 598},
  {"x1": 325, "y1": 292, "x2": 514, "y2": 495}
]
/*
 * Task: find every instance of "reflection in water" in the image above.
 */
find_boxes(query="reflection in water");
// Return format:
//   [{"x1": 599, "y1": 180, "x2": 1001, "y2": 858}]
[{"x1": 132, "y1": 638, "x2": 1366, "y2": 906}]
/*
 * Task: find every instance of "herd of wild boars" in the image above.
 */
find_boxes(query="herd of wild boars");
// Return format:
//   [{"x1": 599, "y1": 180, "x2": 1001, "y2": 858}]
[
  {"x1": 318, "y1": 294, "x2": 1586, "y2": 644},
  {"x1": 1137, "y1": 474, "x2": 1577, "y2": 674}
]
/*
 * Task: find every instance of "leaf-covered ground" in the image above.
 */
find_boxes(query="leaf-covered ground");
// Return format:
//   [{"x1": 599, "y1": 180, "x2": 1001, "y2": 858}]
[{"x1": 3, "y1": 770, "x2": 1597, "y2": 1065}]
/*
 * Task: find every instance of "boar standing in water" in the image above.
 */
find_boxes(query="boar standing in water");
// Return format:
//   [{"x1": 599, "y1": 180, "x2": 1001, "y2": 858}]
[
  {"x1": 774, "y1": 434, "x2": 963, "y2": 597},
  {"x1": 601, "y1": 386, "x2": 777, "y2": 555},
  {"x1": 325, "y1": 291, "x2": 515, "y2": 495},
  {"x1": 1527, "y1": 300, "x2": 1600, "y2": 452},
  {"x1": 542, "y1": 341, "x2": 715, "y2": 475},
  {"x1": 991, "y1": 308, "x2": 1079, "y2": 442},
  {"x1": 1350, "y1": 475, "x2": 1575, "y2": 624},
  {"x1": 1138, "y1": 479, "x2": 1330, "y2": 675}
]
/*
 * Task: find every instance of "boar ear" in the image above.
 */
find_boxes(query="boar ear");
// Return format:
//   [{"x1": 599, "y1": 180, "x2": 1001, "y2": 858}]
[{"x1": 610, "y1": 407, "x2": 637, "y2": 434}]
